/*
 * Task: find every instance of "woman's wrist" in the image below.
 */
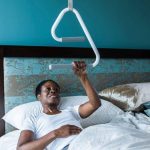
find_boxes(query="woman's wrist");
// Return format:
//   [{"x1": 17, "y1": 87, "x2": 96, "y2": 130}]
[
  {"x1": 79, "y1": 74, "x2": 88, "y2": 81},
  {"x1": 50, "y1": 130, "x2": 59, "y2": 139}
]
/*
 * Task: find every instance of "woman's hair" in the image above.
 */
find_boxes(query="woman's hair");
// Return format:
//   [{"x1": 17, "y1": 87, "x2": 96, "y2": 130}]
[{"x1": 35, "y1": 79, "x2": 60, "y2": 98}]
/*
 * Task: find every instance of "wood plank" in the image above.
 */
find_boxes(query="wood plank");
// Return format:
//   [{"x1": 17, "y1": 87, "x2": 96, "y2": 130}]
[{"x1": 0, "y1": 47, "x2": 5, "y2": 137}]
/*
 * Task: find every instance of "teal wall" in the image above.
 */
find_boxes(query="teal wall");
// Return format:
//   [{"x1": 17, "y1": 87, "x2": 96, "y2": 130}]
[{"x1": 0, "y1": 0, "x2": 150, "y2": 49}]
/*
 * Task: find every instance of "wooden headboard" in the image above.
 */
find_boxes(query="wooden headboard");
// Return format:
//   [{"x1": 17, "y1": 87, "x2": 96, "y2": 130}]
[{"x1": 0, "y1": 45, "x2": 150, "y2": 136}]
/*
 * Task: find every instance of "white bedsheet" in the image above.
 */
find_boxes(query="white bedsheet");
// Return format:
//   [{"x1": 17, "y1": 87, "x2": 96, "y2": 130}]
[
  {"x1": 0, "y1": 130, "x2": 21, "y2": 150},
  {"x1": 1, "y1": 112, "x2": 150, "y2": 150},
  {"x1": 68, "y1": 112, "x2": 150, "y2": 150}
]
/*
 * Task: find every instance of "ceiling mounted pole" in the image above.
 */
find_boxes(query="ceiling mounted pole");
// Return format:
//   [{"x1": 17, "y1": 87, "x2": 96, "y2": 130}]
[{"x1": 68, "y1": 0, "x2": 73, "y2": 10}]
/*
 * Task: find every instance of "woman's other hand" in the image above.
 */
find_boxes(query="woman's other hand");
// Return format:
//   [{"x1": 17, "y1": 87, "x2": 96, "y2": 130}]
[{"x1": 54, "y1": 124, "x2": 82, "y2": 138}]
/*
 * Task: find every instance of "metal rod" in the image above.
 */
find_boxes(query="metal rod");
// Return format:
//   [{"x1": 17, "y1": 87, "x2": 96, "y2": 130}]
[{"x1": 68, "y1": 0, "x2": 73, "y2": 10}]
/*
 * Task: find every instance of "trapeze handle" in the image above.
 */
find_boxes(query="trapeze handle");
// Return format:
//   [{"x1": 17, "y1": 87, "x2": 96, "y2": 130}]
[
  {"x1": 49, "y1": 64, "x2": 93, "y2": 70},
  {"x1": 51, "y1": 8, "x2": 86, "y2": 43},
  {"x1": 62, "y1": 37, "x2": 85, "y2": 42},
  {"x1": 50, "y1": 0, "x2": 100, "y2": 68}
]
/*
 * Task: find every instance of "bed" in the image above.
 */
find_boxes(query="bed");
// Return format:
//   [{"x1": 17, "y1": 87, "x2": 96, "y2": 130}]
[{"x1": 0, "y1": 45, "x2": 150, "y2": 150}]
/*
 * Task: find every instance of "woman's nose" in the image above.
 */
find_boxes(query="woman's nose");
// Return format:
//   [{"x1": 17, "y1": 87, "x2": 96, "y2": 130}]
[{"x1": 50, "y1": 89, "x2": 56, "y2": 94}]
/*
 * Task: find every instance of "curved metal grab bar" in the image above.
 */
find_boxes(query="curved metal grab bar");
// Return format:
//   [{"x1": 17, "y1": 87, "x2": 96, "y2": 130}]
[{"x1": 50, "y1": 0, "x2": 100, "y2": 69}]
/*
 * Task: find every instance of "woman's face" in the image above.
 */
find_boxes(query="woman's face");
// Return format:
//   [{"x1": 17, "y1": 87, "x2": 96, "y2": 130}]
[{"x1": 38, "y1": 81, "x2": 60, "y2": 107}]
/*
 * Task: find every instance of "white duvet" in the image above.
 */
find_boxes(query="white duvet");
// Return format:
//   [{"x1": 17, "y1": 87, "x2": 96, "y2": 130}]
[
  {"x1": 0, "y1": 130, "x2": 21, "y2": 150},
  {"x1": 68, "y1": 112, "x2": 150, "y2": 150},
  {"x1": 1, "y1": 112, "x2": 150, "y2": 150}
]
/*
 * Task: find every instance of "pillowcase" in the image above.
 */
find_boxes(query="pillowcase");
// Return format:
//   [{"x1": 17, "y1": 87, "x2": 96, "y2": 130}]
[
  {"x1": 99, "y1": 82, "x2": 150, "y2": 111},
  {"x1": 144, "y1": 109, "x2": 150, "y2": 117},
  {"x1": 2, "y1": 101, "x2": 43, "y2": 130},
  {"x1": 143, "y1": 101, "x2": 150, "y2": 109},
  {"x1": 59, "y1": 96, "x2": 123, "y2": 128},
  {"x1": 143, "y1": 101, "x2": 150, "y2": 117},
  {"x1": 2, "y1": 96, "x2": 123, "y2": 129}
]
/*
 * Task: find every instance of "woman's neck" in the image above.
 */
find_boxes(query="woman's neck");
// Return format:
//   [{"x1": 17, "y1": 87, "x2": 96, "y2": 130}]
[{"x1": 43, "y1": 105, "x2": 61, "y2": 115}]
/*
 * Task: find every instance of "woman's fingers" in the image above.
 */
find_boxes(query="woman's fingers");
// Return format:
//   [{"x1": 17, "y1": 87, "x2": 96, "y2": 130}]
[{"x1": 72, "y1": 61, "x2": 86, "y2": 70}]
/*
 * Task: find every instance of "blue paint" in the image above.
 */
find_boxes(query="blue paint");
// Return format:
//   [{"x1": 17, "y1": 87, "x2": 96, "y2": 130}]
[{"x1": 0, "y1": 0, "x2": 150, "y2": 49}]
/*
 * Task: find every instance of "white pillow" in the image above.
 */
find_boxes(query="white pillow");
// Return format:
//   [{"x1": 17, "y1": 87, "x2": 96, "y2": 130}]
[
  {"x1": 99, "y1": 82, "x2": 150, "y2": 111},
  {"x1": 2, "y1": 101, "x2": 43, "y2": 130},
  {"x1": 59, "y1": 96, "x2": 123, "y2": 128},
  {"x1": 132, "y1": 82, "x2": 150, "y2": 107},
  {"x1": 2, "y1": 96, "x2": 123, "y2": 129}
]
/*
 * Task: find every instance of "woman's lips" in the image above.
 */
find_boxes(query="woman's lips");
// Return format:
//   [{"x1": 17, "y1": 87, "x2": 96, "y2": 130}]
[
  {"x1": 48, "y1": 95, "x2": 59, "y2": 98},
  {"x1": 51, "y1": 95, "x2": 57, "y2": 98}
]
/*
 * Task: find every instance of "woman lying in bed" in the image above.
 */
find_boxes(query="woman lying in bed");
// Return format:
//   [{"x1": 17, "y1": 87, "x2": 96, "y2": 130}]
[{"x1": 17, "y1": 61, "x2": 101, "y2": 150}]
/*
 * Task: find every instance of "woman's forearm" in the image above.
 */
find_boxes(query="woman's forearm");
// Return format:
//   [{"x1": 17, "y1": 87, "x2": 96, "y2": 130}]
[
  {"x1": 17, "y1": 131, "x2": 57, "y2": 150},
  {"x1": 79, "y1": 74, "x2": 101, "y2": 107}
]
